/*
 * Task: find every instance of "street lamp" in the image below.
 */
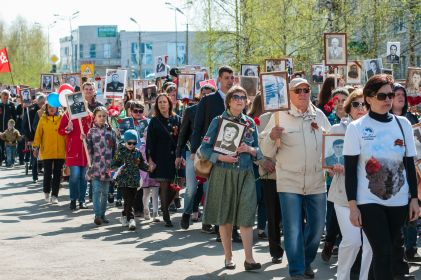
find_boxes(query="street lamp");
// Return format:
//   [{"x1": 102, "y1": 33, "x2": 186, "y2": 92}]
[
  {"x1": 165, "y1": 2, "x2": 186, "y2": 66},
  {"x1": 130, "y1": 17, "x2": 142, "y2": 79},
  {"x1": 55, "y1": 11, "x2": 80, "y2": 72}
]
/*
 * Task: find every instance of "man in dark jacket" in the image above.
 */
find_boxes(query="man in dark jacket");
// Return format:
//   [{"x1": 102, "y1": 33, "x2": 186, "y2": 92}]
[
  {"x1": 0, "y1": 90, "x2": 16, "y2": 166},
  {"x1": 176, "y1": 84, "x2": 216, "y2": 230}
]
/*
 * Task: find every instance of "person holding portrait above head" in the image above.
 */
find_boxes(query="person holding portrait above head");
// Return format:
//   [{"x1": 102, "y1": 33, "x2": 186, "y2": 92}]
[
  {"x1": 156, "y1": 56, "x2": 166, "y2": 73},
  {"x1": 328, "y1": 37, "x2": 344, "y2": 60},
  {"x1": 70, "y1": 94, "x2": 85, "y2": 115},
  {"x1": 42, "y1": 76, "x2": 52, "y2": 91},
  {"x1": 344, "y1": 74, "x2": 419, "y2": 280},
  {"x1": 200, "y1": 85, "x2": 263, "y2": 271},
  {"x1": 106, "y1": 73, "x2": 124, "y2": 92},
  {"x1": 366, "y1": 60, "x2": 381, "y2": 79},
  {"x1": 214, "y1": 123, "x2": 239, "y2": 154},
  {"x1": 260, "y1": 78, "x2": 331, "y2": 279},
  {"x1": 387, "y1": 44, "x2": 400, "y2": 64},
  {"x1": 68, "y1": 76, "x2": 80, "y2": 92}
]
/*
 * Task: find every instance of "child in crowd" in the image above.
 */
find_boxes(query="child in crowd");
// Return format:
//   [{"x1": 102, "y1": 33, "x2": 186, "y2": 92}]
[
  {"x1": 112, "y1": 129, "x2": 149, "y2": 230},
  {"x1": 139, "y1": 132, "x2": 160, "y2": 222},
  {"x1": 0, "y1": 119, "x2": 22, "y2": 167},
  {"x1": 86, "y1": 107, "x2": 117, "y2": 226}
]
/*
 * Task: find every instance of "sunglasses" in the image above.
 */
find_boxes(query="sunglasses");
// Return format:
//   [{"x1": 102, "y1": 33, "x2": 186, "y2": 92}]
[
  {"x1": 132, "y1": 109, "x2": 144, "y2": 114},
  {"x1": 126, "y1": 141, "x2": 137, "y2": 146},
  {"x1": 372, "y1": 92, "x2": 395, "y2": 101},
  {"x1": 351, "y1": 101, "x2": 365, "y2": 108},
  {"x1": 294, "y1": 88, "x2": 311, "y2": 94},
  {"x1": 232, "y1": 94, "x2": 247, "y2": 101}
]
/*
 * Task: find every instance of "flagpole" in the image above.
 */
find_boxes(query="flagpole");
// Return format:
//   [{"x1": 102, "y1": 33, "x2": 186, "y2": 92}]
[{"x1": 9, "y1": 72, "x2": 15, "y2": 85}]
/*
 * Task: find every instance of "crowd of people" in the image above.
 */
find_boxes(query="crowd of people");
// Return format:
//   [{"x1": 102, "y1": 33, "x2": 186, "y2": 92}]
[{"x1": 1, "y1": 66, "x2": 421, "y2": 280}]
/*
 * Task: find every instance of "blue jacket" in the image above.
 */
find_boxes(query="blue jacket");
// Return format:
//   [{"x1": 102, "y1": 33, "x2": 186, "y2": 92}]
[{"x1": 199, "y1": 111, "x2": 263, "y2": 171}]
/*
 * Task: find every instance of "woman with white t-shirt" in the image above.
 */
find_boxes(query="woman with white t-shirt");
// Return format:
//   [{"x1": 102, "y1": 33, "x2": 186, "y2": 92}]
[
  {"x1": 328, "y1": 88, "x2": 372, "y2": 280},
  {"x1": 343, "y1": 74, "x2": 419, "y2": 280}
]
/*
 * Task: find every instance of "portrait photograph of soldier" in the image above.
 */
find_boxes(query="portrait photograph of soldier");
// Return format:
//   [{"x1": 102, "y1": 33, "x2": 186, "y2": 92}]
[
  {"x1": 104, "y1": 69, "x2": 127, "y2": 99},
  {"x1": 40, "y1": 74, "x2": 54, "y2": 92},
  {"x1": 322, "y1": 134, "x2": 345, "y2": 169},
  {"x1": 63, "y1": 74, "x2": 82, "y2": 92},
  {"x1": 347, "y1": 61, "x2": 361, "y2": 84},
  {"x1": 155, "y1": 56, "x2": 167, "y2": 78},
  {"x1": 21, "y1": 88, "x2": 31, "y2": 105},
  {"x1": 66, "y1": 92, "x2": 88, "y2": 119},
  {"x1": 241, "y1": 64, "x2": 259, "y2": 77},
  {"x1": 364, "y1": 58, "x2": 383, "y2": 80},
  {"x1": 142, "y1": 85, "x2": 157, "y2": 103},
  {"x1": 260, "y1": 72, "x2": 290, "y2": 112},
  {"x1": 406, "y1": 67, "x2": 421, "y2": 97},
  {"x1": 386, "y1": 42, "x2": 400, "y2": 64},
  {"x1": 213, "y1": 118, "x2": 246, "y2": 156},
  {"x1": 324, "y1": 33, "x2": 347, "y2": 66}
]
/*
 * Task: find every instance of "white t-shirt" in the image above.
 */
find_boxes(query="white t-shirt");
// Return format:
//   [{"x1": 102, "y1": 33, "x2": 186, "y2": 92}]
[{"x1": 343, "y1": 114, "x2": 416, "y2": 206}]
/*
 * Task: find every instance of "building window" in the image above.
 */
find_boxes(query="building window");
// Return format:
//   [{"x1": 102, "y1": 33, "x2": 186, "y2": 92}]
[
  {"x1": 80, "y1": 44, "x2": 83, "y2": 58},
  {"x1": 143, "y1": 43, "x2": 153, "y2": 65},
  {"x1": 64, "y1": 47, "x2": 69, "y2": 56},
  {"x1": 104, "y1": 43, "x2": 111, "y2": 59},
  {"x1": 89, "y1": 44, "x2": 96, "y2": 58}
]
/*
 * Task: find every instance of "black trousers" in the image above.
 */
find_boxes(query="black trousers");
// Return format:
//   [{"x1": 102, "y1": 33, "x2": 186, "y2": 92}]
[
  {"x1": 193, "y1": 183, "x2": 203, "y2": 213},
  {"x1": 43, "y1": 159, "x2": 64, "y2": 197},
  {"x1": 326, "y1": 200, "x2": 341, "y2": 243},
  {"x1": 261, "y1": 179, "x2": 284, "y2": 258},
  {"x1": 359, "y1": 203, "x2": 407, "y2": 280},
  {"x1": 121, "y1": 187, "x2": 137, "y2": 220},
  {"x1": 31, "y1": 154, "x2": 38, "y2": 181},
  {"x1": 134, "y1": 188, "x2": 144, "y2": 212}
]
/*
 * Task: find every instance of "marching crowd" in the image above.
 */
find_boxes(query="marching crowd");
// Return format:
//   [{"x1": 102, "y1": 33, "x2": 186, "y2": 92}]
[{"x1": 1, "y1": 66, "x2": 421, "y2": 280}]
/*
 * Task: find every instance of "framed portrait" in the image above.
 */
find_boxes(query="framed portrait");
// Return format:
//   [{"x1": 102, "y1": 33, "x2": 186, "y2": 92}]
[
  {"x1": 240, "y1": 76, "x2": 259, "y2": 97},
  {"x1": 177, "y1": 73, "x2": 196, "y2": 100},
  {"x1": 241, "y1": 64, "x2": 260, "y2": 77},
  {"x1": 213, "y1": 118, "x2": 247, "y2": 156},
  {"x1": 412, "y1": 123, "x2": 421, "y2": 158},
  {"x1": 324, "y1": 33, "x2": 347, "y2": 66},
  {"x1": 322, "y1": 134, "x2": 345, "y2": 169},
  {"x1": 195, "y1": 70, "x2": 207, "y2": 94},
  {"x1": 21, "y1": 88, "x2": 32, "y2": 105},
  {"x1": 104, "y1": 69, "x2": 127, "y2": 99},
  {"x1": 65, "y1": 92, "x2": 88, "y2": 120},
  {"x1": 265, "y1": 59, "x2": 286, "y2": 73},
  {"x1": 364, "y1": 58, "x2": 383, "y2": 80},
  {"x1": 260, "y1": 71, "x2": 290, "y2": 112},
  {"x1": 386, "y1": 42, "x2": 400, "y2": 64},
  {"x1": 311, "y1": 64, "x2": 325, "y2": 84},
  {"x1": 119, "y1": 117, "x2": 135, "y2": 136},
  {"x1": 62, "y1": 73, "x2": 82, "y2": 92},
  {"x1": 346, "y1": 61, "x2": 362, "y2": 84},
  {"x1": 155, "y1": 55, "x2": 167, "y2": 78},
  {"x1": 133, "y1": 79, "x2": 149, "y2": 101},
  {"x1": 381, "y1": 68, "x2": 393, "y2": 76},
  {"x1": 406, "y1": 67, "x2": 421, "y2": 98},
  {"x1": 53, "y1": 74, "x2": 62, "y2": 91},
  {"x1": 142, "y1": 85, "x2": 157, "y2": 103},
  {"x1": 40, "y1": 74, "x2": 54, "y2": 92}
]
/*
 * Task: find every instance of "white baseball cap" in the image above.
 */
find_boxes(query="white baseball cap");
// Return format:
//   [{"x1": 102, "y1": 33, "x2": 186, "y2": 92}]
[{"x1": 289, "y1": 78, "x2": 310, "y2": 89}]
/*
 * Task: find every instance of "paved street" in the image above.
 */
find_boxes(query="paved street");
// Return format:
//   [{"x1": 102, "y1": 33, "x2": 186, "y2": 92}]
[{"x1": 1, "y1": 165, "x2": 421, "y2": 280}]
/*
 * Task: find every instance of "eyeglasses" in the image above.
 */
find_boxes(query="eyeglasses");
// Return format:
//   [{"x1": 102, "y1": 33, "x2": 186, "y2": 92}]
[
  {"x1": 132, "y1": 109, "x2": 144, "y2": 114},
  {"x1": 126, "y1": 141, "x2": 137, "y2": 146},
  {"x1": 372, "y1": 92, "x2": 395, "y2": 101},
  {"x1": 294, "y1": 88, "x2": 311, "y2": 94},
  {"x1": 232, "y1": 94, "x2": 247, "y2": 101},
  {"x1": 351, "y1": 101, "x2": 365, "y2": 108}
]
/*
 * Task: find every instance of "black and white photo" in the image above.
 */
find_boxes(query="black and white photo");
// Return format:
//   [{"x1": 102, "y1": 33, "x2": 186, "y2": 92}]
[
  {"x1": 240, "y1": 76, "x2": 259, "y2": 97},
  {"x1": 40, "y1": 74, "x2": 54, "y2": 92},
  {"x1": 155, "y1": 56, "x2": 167, "y2": 78},
  {"x1": 347, "y1": 61, "x2": 361, "y2": 84},
  {"x1": 260, "y1": 72, "x2": 290, "y2": 112},
  {"x1": 386, "y1": 42, "x2": 400, "y2": 64},
  {"x1": 104, "y1": 69, "x2": 127, "y2": 99},
  {"x1": 21, "y1": 88, "x2": 31, "y2": 105},
  {"x1": 324, "y1": 33, "x2": 347, "y2": 66},
  {"x1": 66, "y1": 92, "x2": 88, "y2": 119},
  {"x1": 62, "y1": 73, "x2": 82, "y2": 92},
  {"x1": 213, "y1": 118, "x2": 246, "y2": 156},
  {"x1": 364, "y1": 58, "x2": 383, "y2": 80},
  {"x1": 406, "y1": 67, "x2": 421, "y2": 97},
  {"x1": 143, "y1": 85, "x2": 157, "y2": 103},
  {"x1": 322, "y1": 134, "x2": 345, "y2": 169},
  {"x1": 241, "y1": 64, "x2": 259, "y2": 77},
  {"x1": 265, "y1": 59, "x2": 286, "y2": 73},
  {"x1": 133, "y1": 79, "x2": 149, "y2": 101}
]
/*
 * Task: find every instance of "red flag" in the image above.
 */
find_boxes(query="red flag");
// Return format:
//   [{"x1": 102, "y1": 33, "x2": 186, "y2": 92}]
[{"x1": 0, "y1": 48, "x2": 11, "y2": 73}]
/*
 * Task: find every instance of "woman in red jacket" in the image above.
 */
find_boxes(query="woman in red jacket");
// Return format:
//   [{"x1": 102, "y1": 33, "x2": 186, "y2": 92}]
[{"x1": 58, "y1": 112, "x2": 92, "y2": 210}]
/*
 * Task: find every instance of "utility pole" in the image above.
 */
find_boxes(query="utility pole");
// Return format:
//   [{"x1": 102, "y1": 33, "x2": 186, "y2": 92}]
[
  {"x1": 185, "y1": 23, "x2": 189, "y2": 65},
  {"x1": 130, "y1": 18, "x2": 142, "y2": 79}
]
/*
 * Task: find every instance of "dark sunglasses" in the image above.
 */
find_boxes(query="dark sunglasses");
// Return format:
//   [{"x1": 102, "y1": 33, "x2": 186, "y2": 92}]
[
  {"x1": 232, "y1": 94, "x2": 247, "y2": 101},
  {"x1": 372, "y1": 92, "x2": 395, "y2": 101},
  {"x1": 127, "y1": 141, "x2": 137, "y2": 146},
  {"x1": 351, "y1": 101, "x2": 365, "y2": 108},
  {"x1": 132, "y1": 109, "x2": 144, "y2": 114},
  {"x1": 294, "y1": 88, "x2": 311, "y2": 94}
]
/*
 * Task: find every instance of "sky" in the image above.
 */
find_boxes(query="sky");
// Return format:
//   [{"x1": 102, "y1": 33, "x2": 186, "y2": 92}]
[{"x1": 0, "y1": 0, "x2": 193, "y2": 56}]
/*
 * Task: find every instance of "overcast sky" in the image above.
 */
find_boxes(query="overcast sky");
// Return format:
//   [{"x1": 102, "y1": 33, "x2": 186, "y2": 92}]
[{"x1": 0, "y1": 0, "x2": 192, "y2": 56}]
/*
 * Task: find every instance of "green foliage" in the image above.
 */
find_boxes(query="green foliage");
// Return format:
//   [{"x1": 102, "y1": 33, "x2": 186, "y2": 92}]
[{"x1": 0, "y1": 16, "x2": 50, "y2": 87}]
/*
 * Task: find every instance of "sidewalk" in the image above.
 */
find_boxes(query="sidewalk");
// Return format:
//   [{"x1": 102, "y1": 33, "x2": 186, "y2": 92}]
[{"x1": 1, "y1": 165, "x2": 420, "y2": 280}]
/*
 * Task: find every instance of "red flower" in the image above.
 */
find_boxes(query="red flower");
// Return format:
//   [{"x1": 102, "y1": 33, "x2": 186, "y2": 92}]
[
  {"x1": 253, "y1": 117, "x2": 261, "y2": 126},
  {"x1": 172, "y1": 125, "x2": 179, "y2": 136},
  {"x1": 311, "y1": 122, "x2": 319, "y2": 130},
  {"x1": 408, "y1": 96, "x2": 421, "y2": 106},
  {"x1": 169, "y1": 183, "x2": 182, "y2": 192},
  {"x1": 117, "y1": 118, "x2": 123, "y2": 124},
  {"x1": 182, "y1": 98, "x2": 190, "y2": 105},
  {"x1": 323, "y1": 104, "x2": 332, "y2": 113},
  {"x1": 108, "y1": 106, "x2": 120, "y2": 117},
  {"x1": 196, "y1": 176, "x2": 207, "y2": 184},
  {"x1": 394, "y1": 139, "x2": 404, "y2": 147},
  {"x1": 365, "y1": 157, "x2": 381, "y2": 175}
]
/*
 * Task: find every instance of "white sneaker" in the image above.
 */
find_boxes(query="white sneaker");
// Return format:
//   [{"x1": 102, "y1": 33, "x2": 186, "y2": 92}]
[
  {"x1": 144, "y1": 208, "x2": 151, "y2": 220},
  {"x1": 121, "y1": 215, "x2": 128, "y2": 227},
  {"x1": 128, "y1": 219, "x2": 136, "y2": 230},
  {"x1": 44, "y1": 193, "x2": 50, "y2": 203},
  {"x1": 51, "y1": 196, "x2": 58, "y2": 204}
]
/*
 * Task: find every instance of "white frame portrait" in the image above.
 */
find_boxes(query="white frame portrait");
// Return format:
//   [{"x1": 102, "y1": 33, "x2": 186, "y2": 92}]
[
  {"x1": 66, "y1": 92, "x2": 88, "y2": 120},
  {"x1": 155, "y1": 56, "x2": 167, "y2": 78},
  {"x1": 364, "y1": 58, "x2": 383, "y2": 81},
  {"x1": 311, "y1": 64, "x2": 325, "y2": 84},
  {"x1": 406, "y1": 67, "x2": 421, "y2": 98},
  {"x1": 133, "y1": 79, "x2": 149, "y2": 101},
  {"x1": 322, "y1": 134, "x2": 345, "y2": 169},
  {"x1": 213, "y1": 118, "x2": 247, "y2": 156},
  {"x1": 104, "y1": 69, "x2": 127, "y2": 99},
  {"x1": 346, "y1": 61, "x2": 362, "y2": 84},
  {"x1": 177, "y1": 73, "x2": 196, "y2": 100},
  {"x1": 386, "y1": 42, "x2": 400, "y2": 64},
  {"x1": 62, "y1": 73, "x2": 82, "y2": 92},
  {"x1": 40, "y1": 74, "x2": 54, "y2": 93}
]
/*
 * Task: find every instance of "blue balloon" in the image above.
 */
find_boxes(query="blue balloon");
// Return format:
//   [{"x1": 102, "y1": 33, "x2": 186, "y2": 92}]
[{"x1": 47, "y1": 92, "x2": 61, "y2": 108}]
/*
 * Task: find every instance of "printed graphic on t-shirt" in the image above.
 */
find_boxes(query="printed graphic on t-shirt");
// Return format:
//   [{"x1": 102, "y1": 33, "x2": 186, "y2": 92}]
[{"x1": 365, "y1": 156, "x2": 405, "y2": 199}]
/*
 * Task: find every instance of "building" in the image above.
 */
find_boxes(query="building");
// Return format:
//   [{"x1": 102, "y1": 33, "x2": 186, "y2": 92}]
[{"x1": 59, "y1": 25, "x2": 202, "y2": 79}]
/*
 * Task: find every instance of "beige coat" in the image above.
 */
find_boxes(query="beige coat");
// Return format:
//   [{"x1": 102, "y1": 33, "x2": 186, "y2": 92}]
[{"x1": 260, "y1": 103, "x2": 331, "y2": 194}]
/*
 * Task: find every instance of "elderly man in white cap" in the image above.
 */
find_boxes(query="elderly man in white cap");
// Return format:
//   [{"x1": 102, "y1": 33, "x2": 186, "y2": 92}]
[{"x1": 260, "y1": 78, "x2": 331, "y2": 279}]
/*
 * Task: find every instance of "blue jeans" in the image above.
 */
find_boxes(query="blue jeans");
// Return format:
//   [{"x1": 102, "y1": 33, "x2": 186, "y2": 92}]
[
  {"x1": 183, "y1": 151, "x2": 208, "y2": 215},
  {"x1": 92, "y1": 180, "x2": 109, "y2": 217},
  {"x1": 254, "y1": 165, "x2": 267, "y2": 230},
  {"x1": 279, "y1": 192, "x2": 326, "y2": 276},
  {"x1": 69, "y1": 166, "x2": 88, "y2": 202},
  {"x1": 5, "y1": 146, "x2": 16, "y2": 166}
]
